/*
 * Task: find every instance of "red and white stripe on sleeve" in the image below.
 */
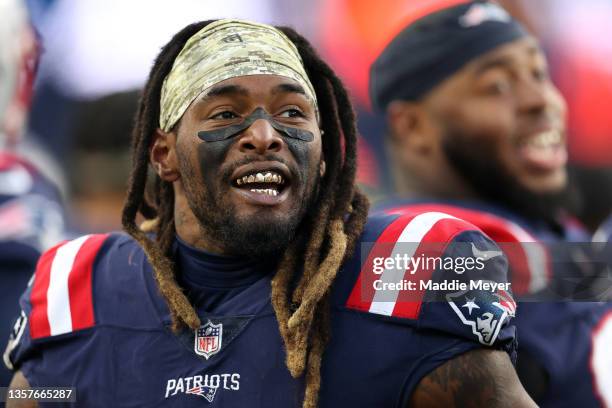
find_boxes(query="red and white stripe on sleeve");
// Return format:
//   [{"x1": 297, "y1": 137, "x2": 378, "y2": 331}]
[
  {"x1": 386, "y1": 204, "x2": 551, "y2": 295},
  {"x1": 346, "y1": 211, "x2": 479, "y2": 320},
  {"x1": 29, "y1": 234, "x2": 108, "y2": 339}
]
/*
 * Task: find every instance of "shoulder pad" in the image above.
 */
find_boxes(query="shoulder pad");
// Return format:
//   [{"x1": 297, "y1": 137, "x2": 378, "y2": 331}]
[
  {"x1": 343, "y1": 211, "x2": 516, "y2": 349},
  {"x1": 28, "y1": 234, "x2": 110, "y2": 339},
  {"x1": 382, "y1": 203, "x2": 552, "y2": 295},
  {"x1": 345, "y1": 211, "x2": 481, "y2": 318}
]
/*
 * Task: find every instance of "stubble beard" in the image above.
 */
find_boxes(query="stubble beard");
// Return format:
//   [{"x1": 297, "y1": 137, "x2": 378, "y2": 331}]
[
  {"x1": 440, "y1": 124, "x2": 570, "y2": 223},
  {"x1": 179, "y1": 156, "x2": 320, "y2": 258}
]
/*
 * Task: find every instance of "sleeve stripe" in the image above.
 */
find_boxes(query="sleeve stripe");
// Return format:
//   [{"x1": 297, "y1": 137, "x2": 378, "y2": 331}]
[
  {"x1": 29, "y1": 244, "x2": 61, "y2": 339},
  {"x1": 345, "y1": 213, "x2": 415, "y2": 313},
  {"x1": 368, "y1": 212, "x2": 460, "y2": 316},
  {"x1": 386, "y1": 204, "x2": 552, "y2": 295},
  {"x1": 390, "y1": 217, "x2": 472, "y2": 318},
  {"x1": 30, "y1": 234, "x2": 107, "y2": 339},
  {"x1": 47, "y1": 235, "x2": 91, "y2": 336},
  {"x1": 68, "y1": 234, "x2": 107, "y2": 331},
  {"x1": 346, "y1": 211, "x2": 476, "y2": 318}
]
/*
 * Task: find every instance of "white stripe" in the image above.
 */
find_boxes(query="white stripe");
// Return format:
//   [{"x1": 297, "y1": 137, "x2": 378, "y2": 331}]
[
  {"x1": 505, "y1": 223, "x2": 548, "y2": 293},
  {"x1": 47, "y1": 235, "x2": 91, "y2": 336},
  {"x1": 369, "y1": 212, "x2": 459, "y2": 316}
]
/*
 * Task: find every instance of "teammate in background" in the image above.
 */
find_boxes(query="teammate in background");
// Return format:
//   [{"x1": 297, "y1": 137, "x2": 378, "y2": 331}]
[
  {"x1": 5, "y1": 18, "x2": 534, "y2": 407},
  {"x1": 370, "y1": 1, "x2": 612, "y2": 407},
  {"x1": 0, "y1": 0, "x2": 65, "y2": 388}
]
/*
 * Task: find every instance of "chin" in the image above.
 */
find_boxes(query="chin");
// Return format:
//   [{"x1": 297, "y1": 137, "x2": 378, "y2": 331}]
[{"x1": 520, "y1": 169, "x2": 568, "y2": 195}]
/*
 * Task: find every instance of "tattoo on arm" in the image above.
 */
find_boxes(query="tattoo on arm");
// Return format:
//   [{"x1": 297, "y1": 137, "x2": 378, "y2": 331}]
[{"x1": 409, "y1": 349, "x2": 537, "y2": 408}]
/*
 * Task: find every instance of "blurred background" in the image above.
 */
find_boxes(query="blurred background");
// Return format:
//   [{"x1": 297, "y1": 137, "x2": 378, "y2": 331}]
[
  {"x1": 18, "y1": 0, "x2": 612, "y2": 233},
  {"x1": 1, "y1": 0, "x2": 612, "y2": 393}
]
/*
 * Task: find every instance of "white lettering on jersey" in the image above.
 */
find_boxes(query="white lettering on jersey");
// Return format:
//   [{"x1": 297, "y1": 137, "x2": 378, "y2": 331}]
[{"x1": 164, "y1": 372, "x2": 241, "y2": 401}]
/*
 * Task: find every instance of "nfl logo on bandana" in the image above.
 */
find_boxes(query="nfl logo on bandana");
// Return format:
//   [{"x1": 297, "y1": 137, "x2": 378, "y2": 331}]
[{"x1": 194, "y1": 320, "x2": 223, "y2": 359}]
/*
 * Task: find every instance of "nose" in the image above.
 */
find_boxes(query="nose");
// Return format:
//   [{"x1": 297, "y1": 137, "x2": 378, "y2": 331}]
[
  {"x1": 516, "y1": 76, "x2": 548, "y2": 116},
  {"x1": 237, "y1": 118, "x2": 283, "y2": 154}
]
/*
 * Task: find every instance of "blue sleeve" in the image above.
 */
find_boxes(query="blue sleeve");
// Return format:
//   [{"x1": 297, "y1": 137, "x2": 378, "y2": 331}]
[
  {"x1": 396, "y1": 230, "x2": 517, "y2": 404},
  {"x1": 418, "y1": 230, "x2": 517, "y2": 358}
]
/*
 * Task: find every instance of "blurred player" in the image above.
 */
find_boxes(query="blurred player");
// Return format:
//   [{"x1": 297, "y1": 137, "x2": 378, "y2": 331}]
[
  {"x1": 5, "y1": 18, "x2": 534, "y2": 407},
  {"x1": 0, "y1": 0, "x2": 65, "y2": 389},
  {"x1": 370, "y1": 1, "x2": 612, "y2": 407}
]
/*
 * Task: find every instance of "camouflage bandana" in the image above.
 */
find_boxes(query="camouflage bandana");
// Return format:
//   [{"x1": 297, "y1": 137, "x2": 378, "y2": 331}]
[{"x1": 159, "y1": 19, "x2": 318, "y2": 132}]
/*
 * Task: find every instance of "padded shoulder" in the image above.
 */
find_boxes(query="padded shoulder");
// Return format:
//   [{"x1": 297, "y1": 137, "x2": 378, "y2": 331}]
[
  {"x1": 382, "y1": 203, "x2": 552, "y2": 295},
  {"x1": 337, "y1": 211, "x2": 516, "y2": 351},
  {"x1": 28, "y1": 234, "x2": 111, "y2": 339},
  {"x1": 342, "y1": 210, "x2": 485, "y2": 317},
  {"x1": 3, "y1": 232, "x2": 165, "y2": 370}
]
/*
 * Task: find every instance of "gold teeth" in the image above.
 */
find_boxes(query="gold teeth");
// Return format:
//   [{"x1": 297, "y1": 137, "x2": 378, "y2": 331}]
[
  {"x1": 250, "y1": 188, "x2": 279, "y2": 196},
  {"x1": 236, "y1": 171, "x2": 284, "y2": 186}
]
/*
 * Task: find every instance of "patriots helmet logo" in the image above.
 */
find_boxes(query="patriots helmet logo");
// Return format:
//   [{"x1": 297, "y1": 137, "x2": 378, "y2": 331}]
[
  {"x1": 459, "y1": 3, "x2": 511, "y2": 28},
  {"x1": 447, "y1": 283, "x2": 516, "y2": 346},
  {"x1": 186, "y1": 385, "x2": 218, "y2": 403},
  {"x1": 195, "y1": 320, "x2": 223, "y2": 359}
]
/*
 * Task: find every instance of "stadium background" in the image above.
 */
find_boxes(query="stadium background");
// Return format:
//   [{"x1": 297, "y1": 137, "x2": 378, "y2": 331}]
[{"x1": 22, "y1": 0, "x2": 612, "y2": 233}]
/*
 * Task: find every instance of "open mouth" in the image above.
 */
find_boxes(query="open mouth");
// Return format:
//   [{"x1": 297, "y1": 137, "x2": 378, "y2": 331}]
[
  {"x1": 517, "y1": 129, "x2": 567, "y2": 172},
  {"x1": 233, "y1": 170, "x2": 287, "y2": 197}
]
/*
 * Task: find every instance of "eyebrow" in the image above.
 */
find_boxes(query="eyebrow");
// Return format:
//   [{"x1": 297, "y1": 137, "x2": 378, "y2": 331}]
[
  {"x1": 199, "y1": 84, "x2": 250, "y2": 102},
  {"x1": 271, "y1": 83, "x2": 307, "y2": 96},
  {"x1": 472, "y1": 56, "x2": 516, "y2": 76}
]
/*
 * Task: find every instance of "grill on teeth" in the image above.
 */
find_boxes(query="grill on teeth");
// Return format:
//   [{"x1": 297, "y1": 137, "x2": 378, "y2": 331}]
[
  {"x1": 250, "y1": 188, "x2": 278, "y2": 196},
  {"x1": 236, "y1": 171, "x2": 285, "y2": 186}
]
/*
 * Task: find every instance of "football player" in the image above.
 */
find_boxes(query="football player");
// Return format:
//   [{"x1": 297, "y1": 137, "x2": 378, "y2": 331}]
[
  {"x1": 370, "y1": 1, "x2": 612, "y2": 407},
  {"x1": 5, "y1": 19, "x2": 534, "y2": 407},
  {"x1": 0, "y1": 0, "x2": 65, "y2": 389}
]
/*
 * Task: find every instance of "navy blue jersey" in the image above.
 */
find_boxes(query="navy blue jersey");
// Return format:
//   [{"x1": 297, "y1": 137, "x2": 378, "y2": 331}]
[
  {"x1": 0, "y1": 151, "x2": 66, "y2": 388},
  {"x1": 375, "y1": 198, "x2": 612, "y2": 408},
  {"x1": 4, "y1": 211, "x2": 517, "y2": 407}
]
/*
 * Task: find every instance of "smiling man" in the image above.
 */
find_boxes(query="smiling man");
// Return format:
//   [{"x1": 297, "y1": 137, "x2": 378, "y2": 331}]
[
  {"x1": 4, "y1": 19, "x2": 534, "y2": 407},
  {"x1": 370, "y1": 1, "x2": 612, "y2": 406}
]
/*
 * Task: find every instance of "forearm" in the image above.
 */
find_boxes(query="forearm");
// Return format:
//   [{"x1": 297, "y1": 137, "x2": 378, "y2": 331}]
[
  {"x1": 6, "y1": 371, "x2": 38, "y2": 408},
  {"x1": 409, "y1": 349, "x2": 537, "y2": 408}
]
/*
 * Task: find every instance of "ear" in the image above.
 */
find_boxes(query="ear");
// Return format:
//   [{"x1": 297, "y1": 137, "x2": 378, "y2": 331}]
[
  {"x1": 386, "y1": 100, "x2": 432, "y2": 153},
  {"x1": 150, "y1": 128, "x2": 180, "y2": 182}
]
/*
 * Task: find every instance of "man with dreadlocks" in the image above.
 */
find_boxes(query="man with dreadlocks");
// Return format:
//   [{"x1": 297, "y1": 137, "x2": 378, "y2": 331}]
[{"x1": 5, "y1": 19, "x2": 533, "y2": 407}]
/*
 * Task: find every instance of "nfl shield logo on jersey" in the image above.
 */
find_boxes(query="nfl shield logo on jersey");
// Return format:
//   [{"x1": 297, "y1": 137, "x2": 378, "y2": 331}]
[{"x1": 194, "y1": 320, "x2": 223, "y2": 359}]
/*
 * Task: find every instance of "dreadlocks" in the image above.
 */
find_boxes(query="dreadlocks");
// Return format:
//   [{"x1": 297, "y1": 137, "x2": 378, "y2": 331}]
[{"x1": 121, "y1": 21, "x2": 369, "y2": 408}]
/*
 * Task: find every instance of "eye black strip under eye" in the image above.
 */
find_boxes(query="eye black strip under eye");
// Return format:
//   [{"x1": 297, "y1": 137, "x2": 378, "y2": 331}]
[{"x1": 197, "y1": 107, "x2": 314, "y2": 142}]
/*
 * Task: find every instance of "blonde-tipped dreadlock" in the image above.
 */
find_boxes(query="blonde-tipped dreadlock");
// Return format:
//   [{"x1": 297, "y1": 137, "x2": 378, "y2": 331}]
[{"x1": 121, "y1": 21, "x2": 369, "y2": 408}]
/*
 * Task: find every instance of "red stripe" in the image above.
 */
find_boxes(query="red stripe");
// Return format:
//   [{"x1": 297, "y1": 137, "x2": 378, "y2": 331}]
[
  {"x1": 346, "y1": 214, "x2": 417, "y2": 311},
  {"x1": 29, "y1": 241, "x2": 66, "y2": 339},
  {"x1": 386, "y1": 204, "x2": 551, "y2": 295},
  {"x1": 392, "y1": 217, "x2": 477, "y2": 319},
  {"x1": 68, "y1": 234, "x2": 108, "y2": 331}
]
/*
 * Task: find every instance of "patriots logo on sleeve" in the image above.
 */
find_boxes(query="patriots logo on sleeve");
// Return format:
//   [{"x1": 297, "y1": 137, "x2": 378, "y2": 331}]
[{"x1": 446, "y1": 284, "x2": 516, "y2": 346}]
